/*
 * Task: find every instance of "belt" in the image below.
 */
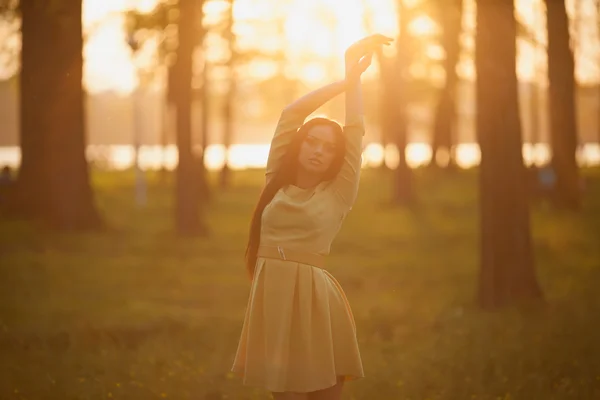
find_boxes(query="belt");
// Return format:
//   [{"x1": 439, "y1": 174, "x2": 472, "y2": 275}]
[{"x1": 257, "y1": 246, "x2": 327, "y2": 269}]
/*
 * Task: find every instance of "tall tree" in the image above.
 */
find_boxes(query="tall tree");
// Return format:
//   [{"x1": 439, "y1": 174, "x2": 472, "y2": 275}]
[
  {"x1": 545, "y1": 0, "x2": 581, "y2": 209},
  {"x1": 219, "y1": 0, "x2": 236, "y2": 189},
  {"x1": 596, "y1": 0, "x2": 600, "y2": 145},
  {"x1": 16, "y1": 0, "x2": 102, "y2": 230},
  {"x1": 173, "y1": 0, "x2": 207, "y2": 235},
  {"x1": 390, "y1": 0, "x2": 414, "y2": 205},
  {"x1": 529, "y1": 0, "x2": 542, "y2": 148},
  {"x1": 430, "y1": 0, "x2": 463, "y2": 168},
  {"x1": 127, "y1": 2, "x2": 210, "y2": 201},
  {"x1": 475, "y1": 0, "x2": 542, "y2": 308},
  {"x1": 197, "y1": 57, "x2": 211, "y2": 200}
]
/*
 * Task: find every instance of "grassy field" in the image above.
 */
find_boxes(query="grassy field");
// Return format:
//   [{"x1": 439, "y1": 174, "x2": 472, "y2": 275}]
[{"x1": 1, "y1": 167, "x2": 599, "y2": 400}]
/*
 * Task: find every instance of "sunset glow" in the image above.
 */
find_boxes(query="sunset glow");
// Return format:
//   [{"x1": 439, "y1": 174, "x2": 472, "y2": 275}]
[
  {"x1": 4, "y1": 143, "x2": 600, "y2": 172},
  {"x1": 76, "y1": 0, "x2": 600, "y2": 95}
]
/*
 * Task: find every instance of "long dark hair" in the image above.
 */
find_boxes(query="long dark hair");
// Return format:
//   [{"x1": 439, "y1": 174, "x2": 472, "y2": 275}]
[{"x1": 245, "y1": 117, "x2": 346, "y2": 279}]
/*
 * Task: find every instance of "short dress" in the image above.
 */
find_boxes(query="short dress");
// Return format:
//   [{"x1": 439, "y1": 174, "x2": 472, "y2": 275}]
[{"x1": 231, "y1": 108, "x2": 365, "y2": 393}]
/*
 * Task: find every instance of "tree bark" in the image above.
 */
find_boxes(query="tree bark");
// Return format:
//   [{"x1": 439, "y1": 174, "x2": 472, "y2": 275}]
[
  {"x1": 475, "y1": 0, "x2": 543, "y2": 309},
  {"x1": 17, "y1": 0, "x2": 102, "y2": 230},
  {"x1": 375, "y1": 48, "x2": 391, "y2": 170},
  {"x1": 219, "y1": 0, "x2": 235, "y2": 190},
  {"x1": 198, "y1": 58, "x2": 211, "y2": 201},
  {"x1": 391, "y1": 1, "x2": 414, "y2": 205},
  {"x1": 597, "y1": 0, "x2": 600, "y2": 146},
  {"x1": 173, "y1": 0, "x2": 206, "y2": 235},
  {"x1": 430, "y1": 0, "x2": 462, "y2": 169},
  {"x1": 545, "y1": 0, "x2": 581, "y2": 210}
]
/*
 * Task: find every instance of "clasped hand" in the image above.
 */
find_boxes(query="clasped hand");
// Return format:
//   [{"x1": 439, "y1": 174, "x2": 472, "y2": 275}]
[{"x1": 345, "y1": 34, "x2": 393, "y2": 82}]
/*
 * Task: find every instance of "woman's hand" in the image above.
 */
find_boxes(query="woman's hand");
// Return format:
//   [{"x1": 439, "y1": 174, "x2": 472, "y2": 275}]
[
  {"x1": 346, "y1": 53, "x2": 374, "y2": 82},
  {"x1": 345, "y1": 34, "x2": 393, "y2": 80}
]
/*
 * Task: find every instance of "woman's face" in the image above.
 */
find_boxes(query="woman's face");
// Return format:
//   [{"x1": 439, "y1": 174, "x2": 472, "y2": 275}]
[{"x1": 297, "y1": 125, "x2": 338, "y2": 176}]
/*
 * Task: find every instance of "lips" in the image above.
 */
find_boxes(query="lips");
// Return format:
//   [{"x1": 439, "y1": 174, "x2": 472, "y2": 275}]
[{"x1": 309, "y1": 158, "x2": 322, "y2": 165}]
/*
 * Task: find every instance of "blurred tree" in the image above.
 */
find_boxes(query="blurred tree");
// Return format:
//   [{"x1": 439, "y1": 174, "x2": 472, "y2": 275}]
[
  {"x1": 14, "y1": 0, "x2": 103, "y2": 230},
  {"x1": 598, "y1": 0, "x2": 600, "y2": 145},
  {"x1": 429, "y1": 0, "x2": 463, "y2": 169},
  {"x1": 545, "y1": 0, "x2": 581, "y2": 209},
  {"x1": 219, "y1": 0, "x2": 236, "y2": 189},
  {"x1": 475, "y1": 0, "x2": 542, "y2": 308},
  {"x1": 0, "y1": 0, "x2": 19, "y2": 78},
  {"x1": 529, "y1": 0, "x2": 543, "y2": 149},
  {"x1": 126, "y1": 1, "x2": 211, "y2": 201},
  {"x1": 125, "y1": 3, "x2": 173, "y2": 186},
  {"x1": 375, "y1": 50, "x2": 393, "y2": 169},
  {"x1": 173, "y1": 0, "x2": 207, "y2": 235},
  {"x1": 127, "y1": 0, "x2": 210, "y2": 234},
  {"x1": 389, "y1": 0, "x2": 414, "y2": 205}
]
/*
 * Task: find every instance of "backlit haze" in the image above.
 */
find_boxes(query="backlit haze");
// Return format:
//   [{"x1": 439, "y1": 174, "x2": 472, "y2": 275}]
[
  {"x1": 79, "y1": 0, "x2": 599, "y2": 94},
  {"x1": 0, "y1": 0, "x2": 599, "y2": 170}
]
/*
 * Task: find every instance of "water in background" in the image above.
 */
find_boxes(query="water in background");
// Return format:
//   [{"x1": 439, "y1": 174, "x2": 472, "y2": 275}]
[{"x1": 0, "y1": 142, "x2": 599, "y2": 171}]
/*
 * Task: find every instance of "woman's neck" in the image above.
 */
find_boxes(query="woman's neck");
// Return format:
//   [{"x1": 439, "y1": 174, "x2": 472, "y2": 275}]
[{"x1": 295, "y1": 170, "x2": 321, "y2": 189}]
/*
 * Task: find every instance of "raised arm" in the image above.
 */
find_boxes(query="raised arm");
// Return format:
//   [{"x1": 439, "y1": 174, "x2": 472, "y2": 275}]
[
  {"x1": 329, "y1": 77, "x2": 365, "y2": 209},
  {"x1": 330, "y1": 34, "x2": 393, "y2": 209},
  {"x1": 265, "y1": 80, "x2": 346, "y2": 184}
]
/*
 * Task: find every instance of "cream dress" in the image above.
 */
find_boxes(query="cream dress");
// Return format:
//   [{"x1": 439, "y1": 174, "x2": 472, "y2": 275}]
[{"x1": 231, "y1": 108, "x2": 365, "y2": 393}]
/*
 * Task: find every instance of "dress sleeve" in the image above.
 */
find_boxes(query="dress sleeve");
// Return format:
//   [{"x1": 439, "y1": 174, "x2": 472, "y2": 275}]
[
  {"x1": 329, "y1": 114, "x2": 365, "y2": 210},
  {"x1": 265, "y1": 109, "x2": 306, "y2": 184}
]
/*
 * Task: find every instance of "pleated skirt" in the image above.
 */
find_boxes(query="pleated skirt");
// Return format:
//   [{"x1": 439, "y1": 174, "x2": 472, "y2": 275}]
[{"x1": 231, "y1": 257, "x2": 364, "y2": 393}]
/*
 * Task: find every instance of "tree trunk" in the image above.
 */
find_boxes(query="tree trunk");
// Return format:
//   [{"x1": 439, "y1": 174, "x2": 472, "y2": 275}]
[
  {"x1": 475, "y1": 0, "x2": 543, "y2": 309},
  {"x1": 430, "y1": 0, "x2": 462, "y2": 169},
  {"x1": 546, "y1": 0, "x2": 581, "y2": 210},
  {"x1": 390, "y1": 1, "x2": 414, "y2": 205},
  {"x1": 219, "y1": 0, "x2": 235, "y2": 190},
  {"x1": 198, "y1": 58, "x2": 211, "y2": 201},
  {"x1": 219, "y1": 77, "x2": 234, "y2": 190},
  {"x1": 375, "y1": 48, "x2": 391, "y2": 170},
  {"x1": 173, "y1": 0, "x2": 206, "y2": 235},
  {"x1": 597, "y1": 0, "x2": 600, "y2": 146},
  {"x1": 159, "y1": 67, "x2": 172, "y2": 185},
  {"x1": 17, "y1": 0, "x2": 102, "y2": 230}
]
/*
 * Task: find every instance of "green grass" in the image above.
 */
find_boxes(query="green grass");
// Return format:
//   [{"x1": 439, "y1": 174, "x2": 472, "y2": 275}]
[{"x1": 1, "y1": 167, "x2": 600, "y2": 400}]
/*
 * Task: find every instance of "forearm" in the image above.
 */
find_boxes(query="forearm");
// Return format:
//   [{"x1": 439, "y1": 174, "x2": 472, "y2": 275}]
[
  {"x1": 333, "y1": 77, "x2": 365, "y2": 208},
  {"x1": 283, "y1": 80, "x2": 346, "y2": 117},
  {"x1": 345, "y1": 78, "x2": 364, "y2": 124}
]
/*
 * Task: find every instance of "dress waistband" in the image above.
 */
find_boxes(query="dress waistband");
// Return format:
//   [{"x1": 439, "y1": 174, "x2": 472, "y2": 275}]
[{"x1": 257, "y1": 246, "x2": 327, "y2": 269}]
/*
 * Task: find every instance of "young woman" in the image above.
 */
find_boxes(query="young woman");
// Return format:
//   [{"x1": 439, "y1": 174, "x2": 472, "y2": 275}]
[{"x1": 231, "y1": 34, "x2": 393, "y2": 400}]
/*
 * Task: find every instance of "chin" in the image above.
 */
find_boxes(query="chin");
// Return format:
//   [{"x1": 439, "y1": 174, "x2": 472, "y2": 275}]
[{"x1": 308, "y1": 166, "x2": 328, "y2": 175}]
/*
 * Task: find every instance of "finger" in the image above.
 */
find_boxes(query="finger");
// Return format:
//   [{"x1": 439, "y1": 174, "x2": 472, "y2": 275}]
[
  {"x1": 366, "y1": 33, "x2": 394, "y2": 45},
  {"x1": 358, "y1": 53, "x2": 374, "y2": 71}
]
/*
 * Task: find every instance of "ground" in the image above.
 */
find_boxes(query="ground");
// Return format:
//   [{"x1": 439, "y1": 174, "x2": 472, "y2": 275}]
[{"x1": 1, "y1": 167, "x2": 599, "y2": 400}]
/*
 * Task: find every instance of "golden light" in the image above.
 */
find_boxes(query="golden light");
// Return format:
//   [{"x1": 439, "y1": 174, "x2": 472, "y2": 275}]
[
  {"x1": 523, "y1": 143, "x2": 551, "y2": 167},
  {"x1": 69, "y1": 0, "x2": 600, "y2": 94},
  {"x1": 363, "y1": 143, "x2": 385, "y2": 168},
  {"x1": 425, "y1": 44, "x2": 445, "y2": 61},
  {"x1": 408, "y1": 15, "x2": 438, "y2": 37},
  {"x1": 82, "y1": 0, "x2": 157, "y2": 93},
  {"x1": 455, "y1": 144, "x2": 481, "y2": 169},
  {"x1": 301, "y1": 64, "x2": 327, "y2": 84},
  {"x1": 406, "y1": 143, "x2": 432, "y2": 168}
]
